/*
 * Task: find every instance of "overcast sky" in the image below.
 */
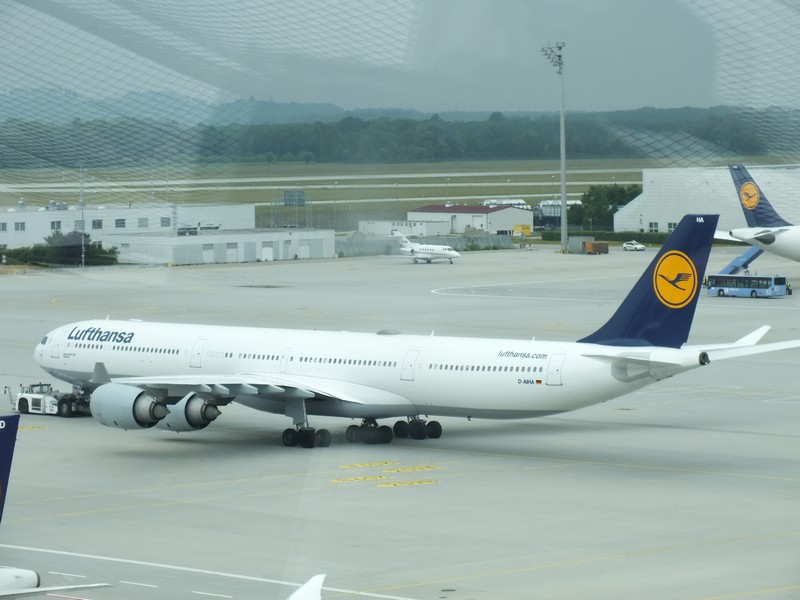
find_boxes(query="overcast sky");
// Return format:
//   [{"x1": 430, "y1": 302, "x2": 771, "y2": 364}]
[{"x1": 2, "y1": 0, "x2": 798, "y2": 114}]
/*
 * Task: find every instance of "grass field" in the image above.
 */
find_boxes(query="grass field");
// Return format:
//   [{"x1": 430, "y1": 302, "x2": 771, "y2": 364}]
[{"x1": 1, "y1": 158, "x2": 656, "y2": 230}]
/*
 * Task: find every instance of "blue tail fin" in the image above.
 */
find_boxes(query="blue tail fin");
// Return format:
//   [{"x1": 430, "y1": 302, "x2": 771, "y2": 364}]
[
  {"x1": 729, "y1": 164, "x2": 792, "y2": 227},
  {"x1": 0, "y1": 414, "x2": 21, "y2": 523},
  {"x1": 578, "y1": 214, "x2": 718, "y2": 348}
]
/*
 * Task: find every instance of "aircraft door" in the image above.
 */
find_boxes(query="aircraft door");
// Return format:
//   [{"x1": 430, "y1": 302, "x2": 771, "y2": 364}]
[
  {"x1": 190, "y1": 339, "x2": 206, "y2": 368},
  {"x1": 546, "y1": 353, "x2": 566, "y2": 386},
  {"x1": 401, "y1": 348, "x2": 420, "y2": 381},
  {"x1": 280, "y1": 347, "x2": 292, "y2": 373},
  {"x1": 50, "y1": 330, "x2": 63, "y2": 359}
]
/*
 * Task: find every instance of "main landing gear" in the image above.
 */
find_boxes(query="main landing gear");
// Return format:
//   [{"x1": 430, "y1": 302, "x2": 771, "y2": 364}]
[
  {"x1": 282, "y1": 426, "x2": 332, "y2": 448},
  {"x1": 280, "y1": 413, "x2": 442, "y2": 449},
  {"x1": 344, "y1": 417, "x2": 442, "y2": 445}
]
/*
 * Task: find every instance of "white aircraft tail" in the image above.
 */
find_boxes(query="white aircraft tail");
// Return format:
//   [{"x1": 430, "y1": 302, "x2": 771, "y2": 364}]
[{"x1": 391, "y1": 230, "x2": 412, "y2": 248}]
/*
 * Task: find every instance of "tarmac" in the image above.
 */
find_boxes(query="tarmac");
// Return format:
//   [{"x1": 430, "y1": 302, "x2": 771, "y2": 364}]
[{"x1": 1, "y1": 243, "x2": 799, "y2": 600}]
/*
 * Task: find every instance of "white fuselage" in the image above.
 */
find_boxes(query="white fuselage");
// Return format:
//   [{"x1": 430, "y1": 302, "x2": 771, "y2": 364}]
[
  {"x1": 33, "y1": 320, "x2": 676, "y2": 421},
  {"x1": 400, "y1": 244, "x2": 460, "y2": 263},
  {"x1": 729, "y1": 226, "x2": 800, "y2": 262}
]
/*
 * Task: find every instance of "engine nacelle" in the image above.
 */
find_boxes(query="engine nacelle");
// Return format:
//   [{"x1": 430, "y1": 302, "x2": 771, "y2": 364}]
[
  {"x1": 155, "y1": 393, "x2": 221, "y2": 432},
  {"x1": 90, "y1": 383, "x2": 169, "y2": 430},
  {"x1": 0, "y1": 566, "x2": 40, "y2": 590}
]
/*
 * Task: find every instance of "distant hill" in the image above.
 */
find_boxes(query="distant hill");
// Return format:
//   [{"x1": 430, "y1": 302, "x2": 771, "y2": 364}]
[{"x1": 0, "y1": 88, "x2": 549, "y2": 125}]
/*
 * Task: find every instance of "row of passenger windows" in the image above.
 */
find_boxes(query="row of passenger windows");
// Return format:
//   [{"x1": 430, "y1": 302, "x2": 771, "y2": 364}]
[
  {"x1": 108, "y1": 345, "x2": 179, "y2": 354},
  {"x1": 74, "y1": 343, "x2": 545, "y2": 374},
  {"x1": 429, "y1": 364, "x2": 543, "y2": 372}
]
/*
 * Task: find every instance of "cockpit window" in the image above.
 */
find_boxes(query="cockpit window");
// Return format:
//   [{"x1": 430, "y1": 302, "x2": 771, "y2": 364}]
[{"x1": 40, "y1": 336, "x2": 48, "y2": 345}]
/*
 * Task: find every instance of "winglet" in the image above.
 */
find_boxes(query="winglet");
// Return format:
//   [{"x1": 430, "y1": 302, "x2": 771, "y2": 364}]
[
  {"x1": 578, "y1": 214, "x2": 718, "y2": 348},
  {"x1": 0, "y1": 414, "x2": 20, "y2": 524},
  {"x1": 729, "y1": 164, "x2": 792, "y2": 227}
]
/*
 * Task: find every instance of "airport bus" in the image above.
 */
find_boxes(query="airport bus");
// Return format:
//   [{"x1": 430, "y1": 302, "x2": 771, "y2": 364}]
[{"x1": 706, "y1": 274, "x2": 789, "y2": 298}]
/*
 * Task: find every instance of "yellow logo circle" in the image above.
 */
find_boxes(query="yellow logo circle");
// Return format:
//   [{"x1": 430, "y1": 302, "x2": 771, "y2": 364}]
[
  {"x1": 653, "y1": 250, "x2": 698, "y2": 309},
  {"x1": 740, "y1": 182, "x2": 760, "y2": 210}
]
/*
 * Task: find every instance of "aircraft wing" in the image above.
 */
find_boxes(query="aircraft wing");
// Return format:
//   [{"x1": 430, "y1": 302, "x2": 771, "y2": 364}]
[
  {"x1": 110, "y1": 371, "x2": 416, "y2": 408},
  {"x1": 0, "y1": 583, "x2": 109, "y2": 598}
]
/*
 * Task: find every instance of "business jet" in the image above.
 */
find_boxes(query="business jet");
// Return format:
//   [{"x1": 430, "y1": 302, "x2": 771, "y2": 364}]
[
  {"x1": 0, "y1": 414, "x2": 110, "y2": 598},
  {"x1": 717, "y1": 164, "x2": 800, "y2": 261},
  {"x1": 32, "y1": 215, "x2": 800, "y2": 449},
  {"x1": 392, "y1": 230, "x2": 460, "y2": 263}
]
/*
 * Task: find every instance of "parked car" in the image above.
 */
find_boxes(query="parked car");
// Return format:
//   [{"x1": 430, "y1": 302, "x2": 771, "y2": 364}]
[{"x1": 622, "y1": 240, "x2": 646, "y2": 251}]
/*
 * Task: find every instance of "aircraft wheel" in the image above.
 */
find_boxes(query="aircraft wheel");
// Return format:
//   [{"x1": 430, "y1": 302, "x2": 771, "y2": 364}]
[
  {"x1": 426, "y1": 420, "x2": 442, "y2": 439},
  {"x1": 299, "y1": 429, "x2": 316, "y2": 449},
  {"x1": 57, "y1": 399, "x2": 73, "y2": 418},
  {"x1": 363, "y1": 427, "x2": 381, "y2": 445},
  {"x1": 409, "y1": 420, "x2": 428, "y2": 440},
  {"x1": 18, "y1": 398, "x2": 29, "y2": 414},
  {"x1": 378, "y1": 425, "x2": 393, "y2": 444},
  {"x1": 345, "y1": 424, "x2": 362, "y2": 443},
  {"x1": 315, "y1": 428, "x2": 332, "y2": 448},
  {"x1": 393, "y1": 420, "x2": 410, "y2": 438},
  {"x1": 717, "y1": 289, "x2": 724, "y2": 297},
  {"x1": 282, "y1": 428, "x2": 299, "y2": 447}
]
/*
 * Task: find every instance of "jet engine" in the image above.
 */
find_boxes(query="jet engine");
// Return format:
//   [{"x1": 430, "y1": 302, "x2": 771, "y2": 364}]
[
  {"x1": 155, "y1": 393, "x2": 221, "y2": 432},
  {"x1": 90, "y1": 383, "x2": 169, "y2": 429},
  {"x1": 0, "y1": 566, "x2": 40, "y2": 591}
]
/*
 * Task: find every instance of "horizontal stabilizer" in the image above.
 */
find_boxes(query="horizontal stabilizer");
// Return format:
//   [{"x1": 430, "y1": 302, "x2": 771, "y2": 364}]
[
  {"x1": 705, "y1": 338, "x2": 800, "y2": 362},
  {"x1": 287, "y1": 574, "x2": 326, "y2": 600}
]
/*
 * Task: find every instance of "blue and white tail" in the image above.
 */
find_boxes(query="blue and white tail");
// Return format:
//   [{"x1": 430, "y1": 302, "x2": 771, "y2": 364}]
[
  {"x1": 578, "y1": 214, "x2": 718, "y2": 348},
  {"x1": 0, "y1": 414, "x2": 20, "y2": 523},
  {"x1": 729, "y1": 164, "x2": 792, "y2": 227}
]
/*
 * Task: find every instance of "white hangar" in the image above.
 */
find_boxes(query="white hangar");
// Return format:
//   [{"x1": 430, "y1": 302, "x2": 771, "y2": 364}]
[
  {"x1": 406, "y1": 204, "x2": 534, "y2": 234},
  {"x1": 0, "y1": 201, "x2": 334, "y2": 265},
  {"x1": 614, "y1": 164, "x2": 800, "y2": 233}
]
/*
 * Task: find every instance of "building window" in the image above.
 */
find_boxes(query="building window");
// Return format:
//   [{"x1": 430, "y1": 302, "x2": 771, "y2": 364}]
[
  {"x1": 138, "y1": 217, "x2": 148, "y2": 228},
  {"x1": 92, "y1": 219, "x2": 103, "y2": 230},
  {"x1": 668, "y1": 222, "x2": 678, "y2": 232},
  {"x1": 0, "y1": 223, "x2": 6, "y2": 232},
  {"x1": 161, "y1": 217, "x2": 170, "y2": 227},
  {"x1": 648, "y1": 221, "x2": 659, "y2": 233},
  {"x1": 115, "y1": 218, "x2": 126, "y2": 229},
  {"x1": 14, "y1": 222, "x2": 25, "y2": 231},
  {"x1": 74, "y1": 219, "x2": 85, "y2": 232},
  {"x1": 50, "y1": 221, "x2": 61, "y2": 231}
]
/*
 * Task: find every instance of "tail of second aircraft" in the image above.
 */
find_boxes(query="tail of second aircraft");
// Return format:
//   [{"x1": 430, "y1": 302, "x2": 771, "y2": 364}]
[
  {"x1": 729, "y1": 164, "x2": 792, "y2": 227},
  {"x1": 578, "y1": 214, "x2": 717, "y2": 348},
  {"x1": 391, "y1": 230, "x2": 412, "y2": 248},
  {"x1": 0, "y1": 414, "x2": 20, "y2": 523}
]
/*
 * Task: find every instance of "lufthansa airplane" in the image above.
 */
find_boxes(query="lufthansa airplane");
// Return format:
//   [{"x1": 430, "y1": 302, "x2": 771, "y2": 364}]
[
  {"x1": 33, "y1": 215, "x2": 800, "y2": 449},
  {"x1": 0, "y1": 414, "x2": 110, "y2": 598},
  {"x1": 718, "y1": 164, "x2": 800, "y2": 261},
  {"x1": 392, "y1": 230, "x2": 461, "y2": 263}
]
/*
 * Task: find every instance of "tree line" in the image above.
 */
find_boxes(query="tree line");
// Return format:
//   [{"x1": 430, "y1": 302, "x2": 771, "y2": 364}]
[{"x1": 0, "y1": 106, "x2": 780, "y2": 169}]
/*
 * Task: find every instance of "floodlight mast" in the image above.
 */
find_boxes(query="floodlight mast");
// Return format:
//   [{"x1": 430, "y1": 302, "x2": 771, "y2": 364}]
[{"x1": 541, "y1": 41, "x2": 567, "y2": 253}]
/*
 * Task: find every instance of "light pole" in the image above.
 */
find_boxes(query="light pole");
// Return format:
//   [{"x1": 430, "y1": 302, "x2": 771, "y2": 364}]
[
  {"x1": 79, "y1": 166, "x2": 85, "y2": 269},
  {"x1": 542, "y1": 41, "x2": 567, "y2": 253}
]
